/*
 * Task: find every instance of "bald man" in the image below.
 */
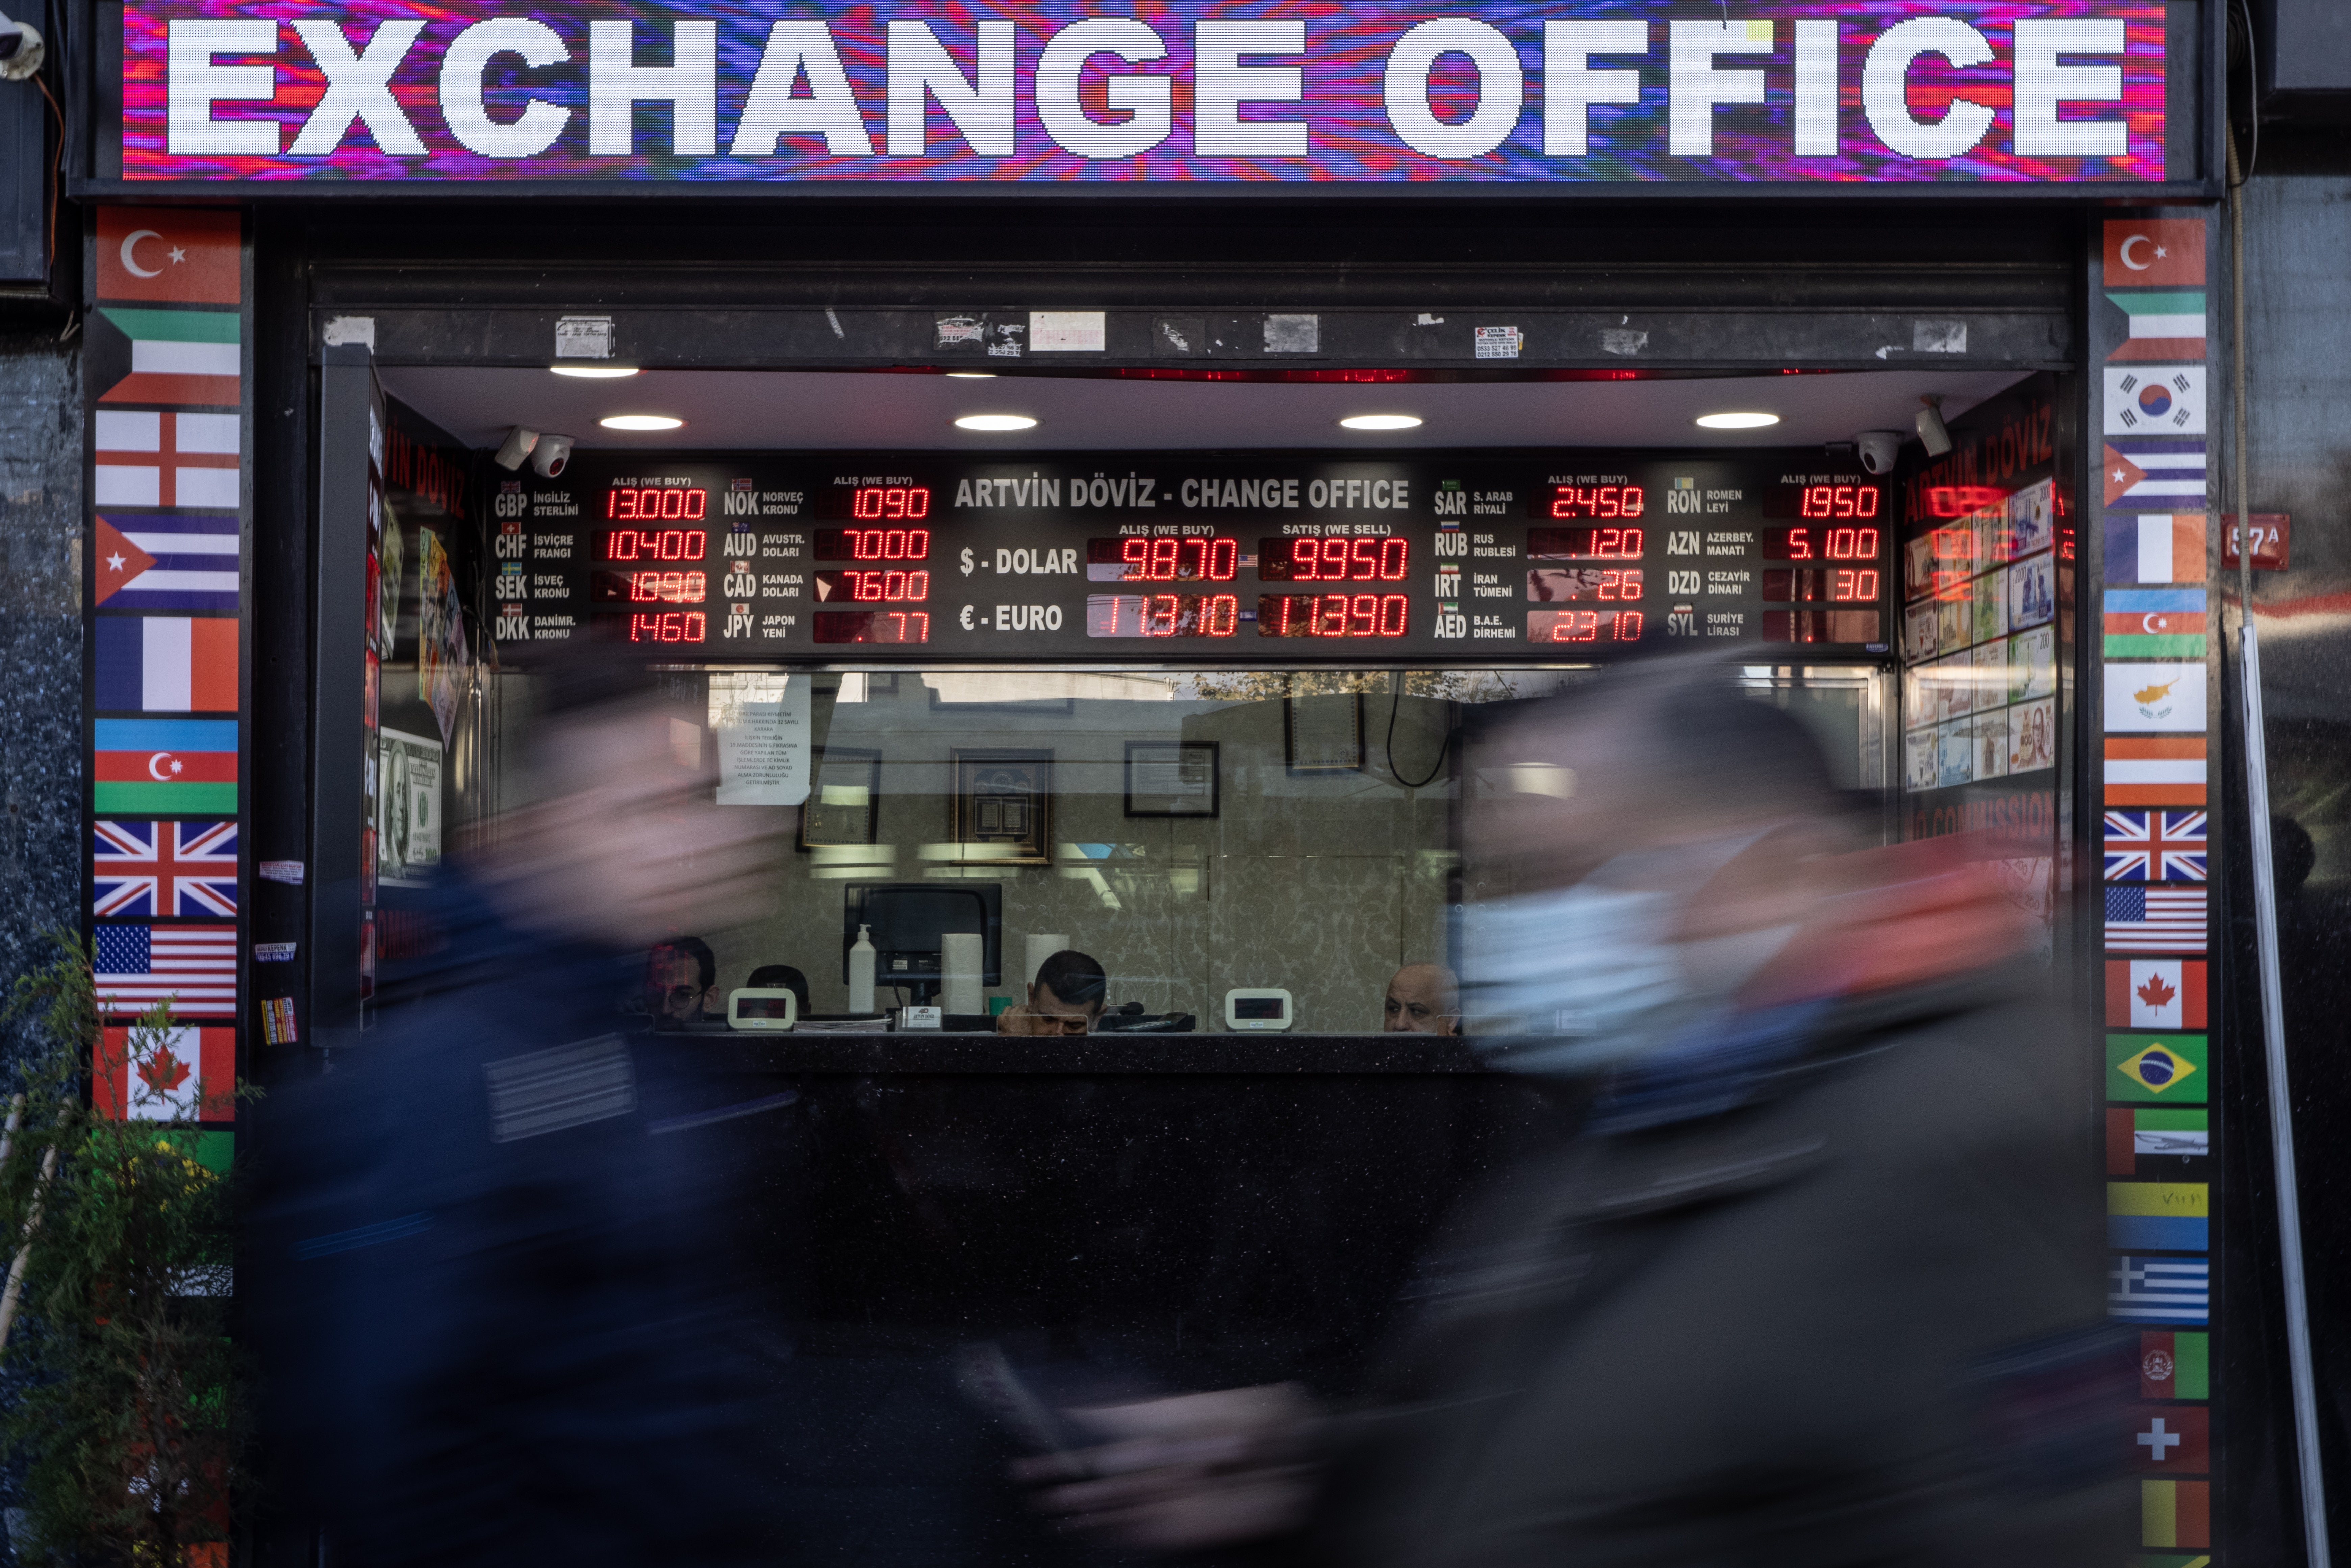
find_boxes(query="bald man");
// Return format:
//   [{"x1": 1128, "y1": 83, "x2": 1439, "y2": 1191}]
[{"x1": 1381, "y1": 963, "x2": 1461, "y2": 1035}]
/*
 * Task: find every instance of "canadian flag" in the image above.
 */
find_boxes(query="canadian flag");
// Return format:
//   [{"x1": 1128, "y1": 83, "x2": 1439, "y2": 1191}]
[
  {"x1": 2108, "y1": 960, "x2": 2207, "y2": 1032},
  {"x1": 94, "y1": 1024, "x2": 235, "y2": 1122},
  {"x1": 94, "y1": 411, "x2": 241, "y2": 509}
]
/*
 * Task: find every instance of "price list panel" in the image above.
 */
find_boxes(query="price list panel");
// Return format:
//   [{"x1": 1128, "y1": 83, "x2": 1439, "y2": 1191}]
[{"x1": 487, "y1": 453, "x2": 1890, "y2": 661}]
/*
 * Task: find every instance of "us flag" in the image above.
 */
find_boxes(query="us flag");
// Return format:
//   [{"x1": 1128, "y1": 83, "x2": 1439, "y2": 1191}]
[
  {"x1": 92, "y1": 820, "x2": 238, "y2": 917},
  {"x1": 2105, "y1": 886, "x2": 2208, "y2": 953},
  {"x1": 2104, "y1": 811, "x2": 2207, "y2": 882},
  {"x1": 94, "y1": 924, "x2": 236, "y2": 1017}
]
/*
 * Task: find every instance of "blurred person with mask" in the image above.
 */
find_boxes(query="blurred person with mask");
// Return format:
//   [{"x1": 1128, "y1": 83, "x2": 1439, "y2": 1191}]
[
  {"x1": 249, "y1": 657, "x2": 795, "y2": 1568},
  {"x1": 1018, "y1": 655, "x2": 2123, "y2": 1567},
  {"x1": 1381, "y1": 963, "x2": 1461, "y2": 1035}
]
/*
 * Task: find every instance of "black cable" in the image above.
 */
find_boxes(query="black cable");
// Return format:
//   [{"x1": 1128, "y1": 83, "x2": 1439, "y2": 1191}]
[
  {"x1": 2229, "y1": 0, "x2": 2258, "y2": 187},
  {"x1": 1385, "y1": 680, "x2": 1455, "y2": 790}
]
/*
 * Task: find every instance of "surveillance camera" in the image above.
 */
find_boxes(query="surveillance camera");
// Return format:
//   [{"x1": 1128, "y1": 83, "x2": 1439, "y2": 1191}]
[
  {"x1": 493, "y1": 426, "x2": 539, "y2": 471},
  {"x1": 1915, "y1": 395, "x2": 1953, "y2": 457},
  {"x1": 1855, "y1": 432, "x2": 1905, "y2": 476},
  {"x1": 531, "y1": 433, "x2": 574, "y2": 479},
  {"x1": 0, "y1": 12, "x2": 45, "y2": 79}
]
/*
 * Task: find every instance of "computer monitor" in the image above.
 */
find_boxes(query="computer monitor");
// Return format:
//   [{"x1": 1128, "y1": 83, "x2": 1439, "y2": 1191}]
[{"x1": 843, "y1": 883, "x2": 1002, "y2": 1002}]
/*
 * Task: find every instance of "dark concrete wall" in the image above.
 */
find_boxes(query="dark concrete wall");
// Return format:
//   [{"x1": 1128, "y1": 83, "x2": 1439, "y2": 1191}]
[{"x1": 0, "y1": 328, "x2": 81, "y2": 1052}]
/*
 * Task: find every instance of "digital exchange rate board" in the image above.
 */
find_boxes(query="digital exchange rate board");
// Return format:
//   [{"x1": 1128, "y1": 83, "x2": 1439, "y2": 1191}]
[{"x1": 487, "y1": 451, "x2": 1891, "y2": 660}]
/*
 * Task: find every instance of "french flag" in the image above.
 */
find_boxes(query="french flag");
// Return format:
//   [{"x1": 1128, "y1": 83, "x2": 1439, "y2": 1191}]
[
  {"x1": 95, "y1": 616, "x2": 236, "y2": 712},
  {"x1": 2104, "y1": 516, "x2": 2207, "y2": 585}
]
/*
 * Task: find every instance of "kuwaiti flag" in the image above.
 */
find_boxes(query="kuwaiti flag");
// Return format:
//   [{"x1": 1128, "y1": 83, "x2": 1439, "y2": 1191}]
[
  {"x1": 2104, "y1": 368, "x2": 2206, "y2": 435},
  {"x1": 2102, "y1": 441, "x2": 2208, "y2": 508},
  {"x1": 95, "y1": 1023, "x2": 236, "y2": 1121},
  {"x1": 93, "y1": 820, "x2": 239, "y2": 917},
  {"x1": 94, "y1": 411, "x2": 240, "y2": 509},
  {"x1": 93, "y1": 514, "x2": 239, "y2": 612},
  {"x1": 95, "y1": 616, "x2": 237, "y2": 713},
  {"x1": 95, "y1": 307, "x2": 239, "y2": 407},
  {"x1": 2106, "y1": 291, "x2": 2207, "y2": 362},
  {"x1": 93, "y1": 718, "x2": 238, "y2": 814},
  {"x1": 2103, "y1": 516, "x2": 2208, "y2": 585}
]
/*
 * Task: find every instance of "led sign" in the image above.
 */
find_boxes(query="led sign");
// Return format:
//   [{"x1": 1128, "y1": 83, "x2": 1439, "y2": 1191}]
[{"x1": 126, "y1": 3, "x2": 2167, "y2": 186}]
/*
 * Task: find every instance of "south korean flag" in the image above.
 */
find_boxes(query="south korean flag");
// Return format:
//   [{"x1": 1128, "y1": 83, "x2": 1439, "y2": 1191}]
[{"x1": 2104, "y1": 368, "x2": 2206, "y2": 435}]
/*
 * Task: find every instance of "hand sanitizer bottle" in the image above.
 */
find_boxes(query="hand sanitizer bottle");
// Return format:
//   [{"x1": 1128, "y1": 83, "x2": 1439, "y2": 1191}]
[{"x1": 848, "y1": 924, "x2": 877, "y2": 1014}]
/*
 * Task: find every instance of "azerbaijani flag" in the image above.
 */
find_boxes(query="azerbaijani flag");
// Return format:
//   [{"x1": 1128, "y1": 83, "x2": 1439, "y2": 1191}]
[
  {"x1": 93, "y1": 717, "x2": 237, "y2": 813},
  {"x1": 2104, "y1": 590, "x2": 2208, "y2": 658},
  {"x1": 97, "y1": 307, "x2": 240, "y2": 407}
]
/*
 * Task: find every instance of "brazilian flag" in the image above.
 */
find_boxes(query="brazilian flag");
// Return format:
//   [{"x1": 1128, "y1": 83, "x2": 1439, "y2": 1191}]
[{"x1": 2109, "y1": 1036, "x2": 2208, "y2": 1103}]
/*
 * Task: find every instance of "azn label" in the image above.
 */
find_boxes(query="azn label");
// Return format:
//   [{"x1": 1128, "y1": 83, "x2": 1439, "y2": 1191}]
[{"x1": 128, "y1": 2, "x2": 2165, "y2": 186}]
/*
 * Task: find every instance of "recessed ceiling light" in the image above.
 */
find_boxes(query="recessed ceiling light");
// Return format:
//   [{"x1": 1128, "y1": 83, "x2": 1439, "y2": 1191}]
[
  {"x1": 945, "y1": 372, "x2": 996, "y2": 379},
  {"x1": 599, "y1": 414, "x2": 683, "y2": 431},
  {"x1": 550, "y1": 365, "x2": 640, "y2": 379},
  {"x1": 1338, "y1": 414, "x2": 1423, "y2": 431},
  {"x1": 955, "y1": 414, "x2": 1038, "y2": 432},
  {"x1": 1694, "y1": 411, "x2": 1780, "y2": 430}
]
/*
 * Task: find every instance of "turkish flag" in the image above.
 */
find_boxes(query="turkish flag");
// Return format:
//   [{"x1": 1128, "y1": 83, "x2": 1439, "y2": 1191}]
[
  {"x1": 2102, "y1": 219, "x2": 2205, "y2": 289},
  {"x1": 95, "y1": 208, "x2": 241, "y2": 305}
]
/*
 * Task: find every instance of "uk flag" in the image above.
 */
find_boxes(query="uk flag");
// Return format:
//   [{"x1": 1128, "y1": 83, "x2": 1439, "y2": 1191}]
[
  {"x1": 2104, "y1": 811, "x2": 2207, "y2": 883},
  {"x1": 92, "y1": 820, "x2": 238, "y2": 917}
]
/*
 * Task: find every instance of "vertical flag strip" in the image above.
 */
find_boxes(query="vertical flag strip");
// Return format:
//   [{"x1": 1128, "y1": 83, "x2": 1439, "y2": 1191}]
[
  {"x1": 87, "y1": 208, "x2": 246, "y2": 1120},
  {"x1": 2100, "y1": 213, "x2": 2215, "y2": 1554}
]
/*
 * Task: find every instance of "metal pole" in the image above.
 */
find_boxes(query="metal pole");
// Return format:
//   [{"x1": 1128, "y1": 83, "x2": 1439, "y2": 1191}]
[{"x1": 2229, "y1": 124, "x2": 2333, "y2": 1568}]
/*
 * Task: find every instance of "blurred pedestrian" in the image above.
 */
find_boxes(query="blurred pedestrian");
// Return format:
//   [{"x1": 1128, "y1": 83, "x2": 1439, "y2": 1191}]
[
  {"x1": 250, "y1": 660, "x2": 793, "y2": 1568},
  {"x1": 1023, "y1": 657, "x2": 2125, "y2": 1567}
]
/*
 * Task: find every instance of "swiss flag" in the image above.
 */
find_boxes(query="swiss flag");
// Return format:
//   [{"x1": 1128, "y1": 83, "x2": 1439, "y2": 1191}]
[
  {"x1": 96, "y1": 209, "x2": 241, "y2": 305},
  {"x1": 2102, "y1": 219, "x2": 2205, "y2": 289}
]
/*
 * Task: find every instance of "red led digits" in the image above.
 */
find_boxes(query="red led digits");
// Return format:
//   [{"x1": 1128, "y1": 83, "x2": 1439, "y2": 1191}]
[
  {"x1": 607, "y1": 488, "x2": 707, "y2": 522},
  {"x1": 815, "y1": 568, "x2": 930, "y2": 602},
  {"x1": 628, "y1": 611, "x2": 706, "y2": 644},
  {"x1": 850, "y1": 486, "x2": 931, "y2": 521},
  {"x1": 1256, "y1": 536, "x2": 1409, "y2": 582},
  {"x1": 815, "y1": 529, "x2": 930, "y2": 561},
  {"x1": 1798, "y1": 485, "x2": 1881, "y2": 520},
  {"x1": 1527, "y1": 610, "x2": 1644, "y2": 643},
  {"x1": 627, "y1": 570, "x2": 707, "y2": 603},
  {"x1": 1544, "y1": 485, "x2": 1645, "y2": 520},
  {"x1": 1083, "y1": 593, "x2": 1242, "y2": 638},
  {"x1": 605, "y1": 528, "x2": 708, "y2": 562},
  {"x1": 1256, "y1": 592, "x2": 1409, "y2": 637},
  {"x1": 811, "y1": 610, "x2": 931, "y2": 643},
  {"x1": 1761, "y1": 568, "x2": 1884, "y2": 603},
  {"x1": 1088, "y1": 537, "x2": 1239, "y2": 582},
  {"x1": 1762, "y1": 527, "x2": 1879, "y2": 563},
  {"x1": 1525, "y1": 527, "x2": 1644, "y2": 561}
]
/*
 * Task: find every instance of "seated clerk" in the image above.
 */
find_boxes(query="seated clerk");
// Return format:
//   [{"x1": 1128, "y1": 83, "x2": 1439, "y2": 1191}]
[
  {"x1": 643, "y1": 936, "x2": 723, "y2": 1030},
  {"x1": 1000, "y1": 949, "x2": 1108, "y2": 1034},
  {"x1": 744, "y1": 963, "x2": 812, "y2": 1021},
  {"x1": 1382, "y1": 962, "x2": 1463, "y2": 1035}
]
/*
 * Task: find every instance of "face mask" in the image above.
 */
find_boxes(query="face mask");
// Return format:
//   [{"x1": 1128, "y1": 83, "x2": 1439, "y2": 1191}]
[{"x1": 1464, "y1": 826, "x2": 1795, "y2": 1070}]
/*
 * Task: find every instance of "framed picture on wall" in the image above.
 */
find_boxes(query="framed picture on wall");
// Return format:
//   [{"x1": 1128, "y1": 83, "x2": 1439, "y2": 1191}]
[
  {"x1": 799, "y1": 747, "x2": 882, "y2": 849},
  {"x1": 1285, "y1": 693, "x2": 1364, "y2": 774},
  {"x1": 951, "y1": 749, "x2": 1052, "y2": 864},
  {"x1": 1125, "y1": 740, "x2": 1219, "y2": 818}
]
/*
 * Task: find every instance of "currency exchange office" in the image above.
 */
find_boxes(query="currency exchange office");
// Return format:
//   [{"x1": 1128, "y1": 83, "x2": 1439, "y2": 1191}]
[{"x1": 57, "y1": 0, "x2": 2272, "y2": 1558}]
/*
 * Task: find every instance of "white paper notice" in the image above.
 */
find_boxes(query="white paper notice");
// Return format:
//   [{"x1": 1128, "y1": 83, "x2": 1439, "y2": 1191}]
[{"x1": 711, "y1": 673, "x2": 812, "y2": 805}]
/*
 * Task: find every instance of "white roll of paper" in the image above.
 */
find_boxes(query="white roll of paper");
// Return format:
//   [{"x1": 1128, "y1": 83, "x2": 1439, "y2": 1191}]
[
  {"x1": 942, "y1": 932, "x2": 984, "y2": 1016},
  {"x1": 1025, "y1": 934, "x2": 1069, "y2": 990}
]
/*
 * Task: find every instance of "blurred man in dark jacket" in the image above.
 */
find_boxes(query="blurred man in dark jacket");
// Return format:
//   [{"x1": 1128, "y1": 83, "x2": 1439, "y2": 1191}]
[
  {"x1": 1023, "y1": 660, "x2": 2125, "y2": 1568},
  {"x1": 250, "y1": 669, "x2": 793, "y2": 1568}
]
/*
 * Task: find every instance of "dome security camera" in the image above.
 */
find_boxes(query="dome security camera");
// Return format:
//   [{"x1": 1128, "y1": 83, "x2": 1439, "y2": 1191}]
[
  {"x1": 493, "y1": 426, "x2": 539, "y2": 471},
  {"x1": 531, "y1": 434, "x2": 574, "y2": 479},
  {"x1": 1855, "y1": 431, "x2": 1905, "y2": 476}
]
